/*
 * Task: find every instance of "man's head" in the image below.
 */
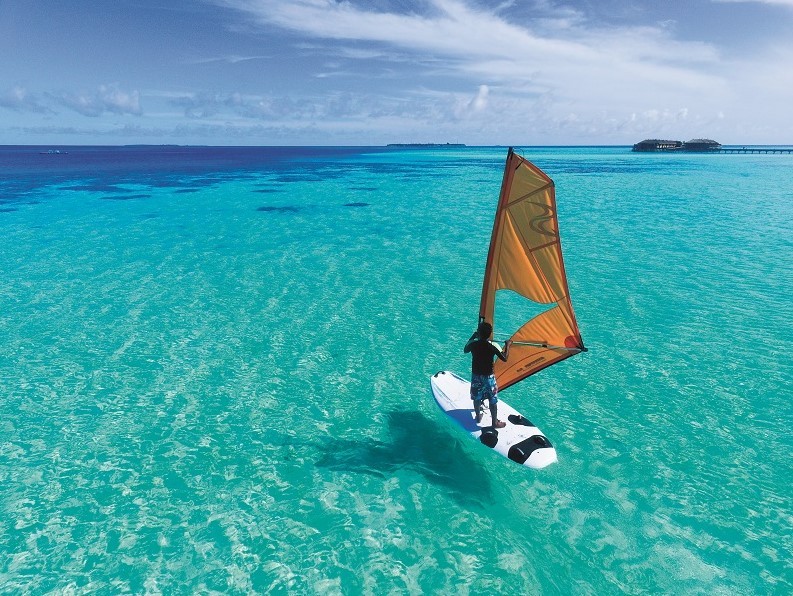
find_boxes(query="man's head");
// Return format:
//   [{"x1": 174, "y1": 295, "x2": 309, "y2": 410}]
[{"x1": 477, "y1": 321, "x2": 493, "y2": 339}]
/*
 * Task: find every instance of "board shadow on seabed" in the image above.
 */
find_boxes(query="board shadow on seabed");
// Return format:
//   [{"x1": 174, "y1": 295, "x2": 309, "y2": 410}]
[{"x1": 313, "y1": 410, "x2": 494, "y2": 507}]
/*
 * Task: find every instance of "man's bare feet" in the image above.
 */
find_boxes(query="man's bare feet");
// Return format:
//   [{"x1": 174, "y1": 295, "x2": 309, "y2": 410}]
[
  {"x1": 493, "y1": 420, "x2": 506, "y2": 429},
  {"x1": 475, "y1": 411, "x2": 483, "y2": 423}
]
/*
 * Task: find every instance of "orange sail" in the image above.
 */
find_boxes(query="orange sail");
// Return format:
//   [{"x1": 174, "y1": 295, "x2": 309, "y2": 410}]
[{"x1": 480, "y1": 148, "x2": 585, "y2": 391}]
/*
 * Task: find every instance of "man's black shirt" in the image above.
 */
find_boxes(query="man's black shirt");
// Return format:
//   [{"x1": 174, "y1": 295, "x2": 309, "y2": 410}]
[{"x1": 465, "y1": 339, "x2": 505, "y2": 375}]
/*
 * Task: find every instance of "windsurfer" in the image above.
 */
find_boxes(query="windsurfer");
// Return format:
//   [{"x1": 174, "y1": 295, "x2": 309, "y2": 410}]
[{"x1": 464, "y1": 321, "x2": 511, "y2": 429}]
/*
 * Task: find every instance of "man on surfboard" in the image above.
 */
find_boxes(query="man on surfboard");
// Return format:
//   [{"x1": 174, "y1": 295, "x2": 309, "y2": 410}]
[{"x1": 464, "y1": 321, "x2": 511, "y2": 429}]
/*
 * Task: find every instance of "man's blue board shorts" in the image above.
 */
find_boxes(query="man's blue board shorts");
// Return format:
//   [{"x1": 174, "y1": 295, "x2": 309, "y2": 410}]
[{"x1": 470, "y1": 373, "x2": 498, "y2": 406}]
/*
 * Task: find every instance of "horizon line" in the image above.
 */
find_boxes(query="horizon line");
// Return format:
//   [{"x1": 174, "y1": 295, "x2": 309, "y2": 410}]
[{"x1": 3, "y1": 143, "x2": 793, "y2": 149}]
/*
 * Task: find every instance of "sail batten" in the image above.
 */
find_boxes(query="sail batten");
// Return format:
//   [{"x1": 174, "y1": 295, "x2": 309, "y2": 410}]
[
  {"x1": 480, "y1": 149, "x2": 585, "y2": 390},
  {"x1": 529, "y1": 239, "x2": 560, "y2": 252}
]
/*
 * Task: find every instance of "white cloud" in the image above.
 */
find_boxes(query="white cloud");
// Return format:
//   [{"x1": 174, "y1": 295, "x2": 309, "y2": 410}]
[
  {"x1": 0, "y1": 87, "x2": 50, "y2": 113},
  {"x1": 1, "y1": 85, "x2": 141, "y2": 118},
  {"x1": 169, "y1": 92, "x2": 246, "y2": 118},
  {"x1": 56, "y1": 85, "x2": 142, "y2": 117},
  {"x1": 188, "y1": 54, "x2": 269, "y2": 64},
  {"x1": 713, "y1": 0, "x2": 793, "y2": 6},
  {"x1": 453, "y1": 84, "x2": 489, "y2": 119},
  {"x1": 472, "y1": 84, "x2": 488, "y2": 111}
]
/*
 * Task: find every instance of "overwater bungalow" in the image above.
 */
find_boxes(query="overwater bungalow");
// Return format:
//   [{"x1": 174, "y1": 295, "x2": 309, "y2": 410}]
[
  {"x1": 632, "y1": 139, "x2": 683, "y2": 151},
  {"x1": 632, "y1": 138, "x2": 722, "y2": 152},
  {"x1": 682, "y1": 139, "x2": 721, "y2": 151}
]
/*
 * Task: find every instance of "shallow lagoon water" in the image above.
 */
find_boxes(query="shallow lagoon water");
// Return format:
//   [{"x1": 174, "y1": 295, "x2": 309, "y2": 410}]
[{"x1": 0, "y1": 145, "x2": 791, "y2": 593}]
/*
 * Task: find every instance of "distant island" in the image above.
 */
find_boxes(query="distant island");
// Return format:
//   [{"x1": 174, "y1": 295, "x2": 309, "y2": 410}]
[
  {"x1": 632, "y1": 138, "x2": 721, "y2": 152},
  {"x1": 386, "y1": 143, "x2": 466, "y2": 147}
]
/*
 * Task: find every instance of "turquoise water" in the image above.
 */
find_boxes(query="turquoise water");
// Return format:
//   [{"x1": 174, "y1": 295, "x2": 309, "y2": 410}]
[{"x1": 1, "y1": 146, "x2": 791, "y2": 594}]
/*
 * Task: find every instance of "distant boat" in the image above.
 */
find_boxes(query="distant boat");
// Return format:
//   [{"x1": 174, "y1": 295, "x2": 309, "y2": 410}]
[{"x1": 39, "y1": 149, "x2": 68, "y2": 155}]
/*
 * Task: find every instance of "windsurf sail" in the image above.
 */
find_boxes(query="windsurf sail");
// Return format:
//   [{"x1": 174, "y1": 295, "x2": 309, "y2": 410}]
[{"x1": 480, "y1": 148, "x2": 586, "y2": 391}]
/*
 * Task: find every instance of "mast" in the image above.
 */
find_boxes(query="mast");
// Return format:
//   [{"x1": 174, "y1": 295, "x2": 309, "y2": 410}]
[{"x1": 479, "y1": 148, "x2": 517, "y2": 326}]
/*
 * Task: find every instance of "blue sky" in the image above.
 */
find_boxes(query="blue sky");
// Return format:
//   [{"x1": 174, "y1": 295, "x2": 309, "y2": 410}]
[{"x1": 1, "y1": 0, "x2": 792, "y2": 145}]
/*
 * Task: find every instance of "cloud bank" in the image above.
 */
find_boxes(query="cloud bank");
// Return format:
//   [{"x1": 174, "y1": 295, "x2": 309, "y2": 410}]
[
  {"x1": 202, "y1": 0, "x2": 754, "y2": 141},
  {"x1": 1, "y1": 0, "x2": 791, "y2": 144}
]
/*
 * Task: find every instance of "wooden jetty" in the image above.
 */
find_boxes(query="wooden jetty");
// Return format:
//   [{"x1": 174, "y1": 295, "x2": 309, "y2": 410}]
[{"x1": 718, "y1": 147, "x2": 793, "y2": 154}]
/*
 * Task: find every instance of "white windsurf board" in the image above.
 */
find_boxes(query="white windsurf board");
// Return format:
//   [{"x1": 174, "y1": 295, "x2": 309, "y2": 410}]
[{"x1": 430, "y1": 370, "x2": 558, "y2": 469}]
